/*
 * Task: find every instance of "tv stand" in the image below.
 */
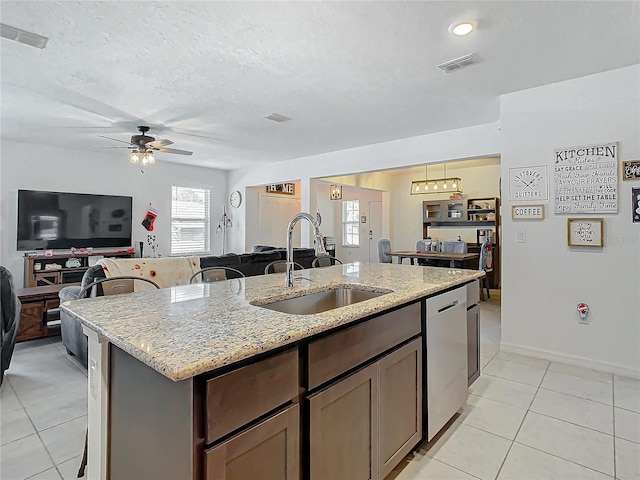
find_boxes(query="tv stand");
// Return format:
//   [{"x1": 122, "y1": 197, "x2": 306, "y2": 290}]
[
  {"x1": 15, "y1": 284, "x2": 67, "y2": 342},
  {"x1": 23, "y1": 250, "x2": 134, "y2": 288}
]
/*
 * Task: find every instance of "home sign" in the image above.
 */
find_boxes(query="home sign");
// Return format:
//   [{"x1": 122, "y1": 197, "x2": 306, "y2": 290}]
[{"x1": 266, "y1": 183, "x2": 296, "y2": 195}]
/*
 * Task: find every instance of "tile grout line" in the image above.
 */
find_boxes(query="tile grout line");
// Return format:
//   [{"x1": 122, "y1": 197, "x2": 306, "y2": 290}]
[
  {"x1": 509, "y1": 440, "x2": 616, "y2": 479},
  {"x1": 492, "y1": 358, "x2": 551, "y2": 479},
  {"x1": 5, "y1": 377, "x2": 60, "y2": 480},
  {"x1": 536, "y1": 384, "x2": 614, "y2": 408}
]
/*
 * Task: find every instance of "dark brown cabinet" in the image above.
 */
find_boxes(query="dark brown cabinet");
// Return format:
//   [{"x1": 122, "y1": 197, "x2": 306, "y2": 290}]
[
  {"x1": 205, "y1": 404, "x2": 299, "y2": 480},
  {"x1": 467, "y1": 281, "x2": 481, "y2": 386},
  {"x1": 309, "y1": 338, "x2": 422, "y2": 480},
  {"x1": 309, "y1": 363, "x2": 378, "y2": 480},
  {"x1": 378, "y1": 339, "x2": 423, "y2": 479},
  {"x1": 23, "y1": 250, "x2": 134, "y2": 288},
  {"x1": 15, "y1": 285, "x2": 65, "y2": 342}
]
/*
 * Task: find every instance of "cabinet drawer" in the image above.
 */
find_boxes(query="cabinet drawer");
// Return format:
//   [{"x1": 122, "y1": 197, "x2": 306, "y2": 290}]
[
  {"x1": 308, "y1": 302, "x2": 421, "y2": 390},
  {"x1": 205, "y1": 404, "x2": 299, "y2": 480},
  {"x1": 206, "y1": 348, "x2": 298, "y2": 444},
  {"x1": 466, "y1": 280, "x2": 479, "y2": 308}
]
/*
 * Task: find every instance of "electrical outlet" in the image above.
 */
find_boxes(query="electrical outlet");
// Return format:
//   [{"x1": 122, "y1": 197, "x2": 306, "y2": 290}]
[{"x1": 516, "y1": 230, "x2": 526, "y2": 243}]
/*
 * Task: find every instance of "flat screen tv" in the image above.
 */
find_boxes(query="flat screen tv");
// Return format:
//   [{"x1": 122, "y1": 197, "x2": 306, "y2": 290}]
[{"x1": 17, "y1": 190, "x2": 133, "y2": 251}]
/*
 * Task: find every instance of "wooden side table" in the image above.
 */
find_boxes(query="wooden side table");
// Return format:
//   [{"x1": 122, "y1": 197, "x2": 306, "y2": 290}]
[{"x1": 15, "y1": 284, "x2": 77, "y2": 342}]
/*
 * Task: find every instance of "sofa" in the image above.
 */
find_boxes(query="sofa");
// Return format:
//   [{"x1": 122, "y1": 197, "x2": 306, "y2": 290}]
[
  {"x1": 58, "y1": 247, "x2": 318, "y2": 367},
  {"x1": 1, "y1": 266, "x2": 21, "y2": 386}
]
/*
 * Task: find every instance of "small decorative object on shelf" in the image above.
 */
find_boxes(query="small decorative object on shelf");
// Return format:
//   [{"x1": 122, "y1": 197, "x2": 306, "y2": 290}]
[
  {"x1": 65, "y1": 258, "x2": 81, "y2": 268},
  {"x1": 70, "y1": 247, "x2": 76, "y2": 254},
  {"x1": 147, "y1": 235, "x2": 158, "y2": 258}
]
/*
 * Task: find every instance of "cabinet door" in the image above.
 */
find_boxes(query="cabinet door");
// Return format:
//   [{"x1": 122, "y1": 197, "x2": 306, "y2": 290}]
[
  {"x1": 309, "y1": 363, "x2": 379, "y2": 480},
  {"x1": 16, "y1": 302, "x2": 44, "y2": 341},
  {"x1": 423, "y1": 201, "x2": 444, "y2": 222},
  {"x1": 467, "y1": 304, "x2": 480, "y2": 386},
  {"x1": 379, "y1": 338, "x2": 422, "y2": 479},
  {"x1": 205, "y1": 404, "x2": 299, "y2": 480}
]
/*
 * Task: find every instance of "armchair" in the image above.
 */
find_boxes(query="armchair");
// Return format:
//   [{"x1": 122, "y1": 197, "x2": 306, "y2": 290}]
[{"x1": 1, "y1": 266, "x2": 21, "y2": 386}]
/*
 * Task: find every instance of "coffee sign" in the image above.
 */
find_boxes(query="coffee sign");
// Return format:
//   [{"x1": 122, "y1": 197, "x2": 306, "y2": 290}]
[{"x1": 512, "y1": 204, "x2": 545, "y2": 220}]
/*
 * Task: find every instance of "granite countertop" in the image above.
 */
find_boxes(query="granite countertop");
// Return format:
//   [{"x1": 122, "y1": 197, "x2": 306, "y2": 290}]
[{"x1": 60, "y1": 262, "x2": 484, "y2": 381}]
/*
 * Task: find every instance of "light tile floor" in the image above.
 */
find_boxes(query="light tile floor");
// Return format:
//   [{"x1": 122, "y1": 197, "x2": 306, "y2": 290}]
[
  {"x1": 1, "y1": 293, "x2": 639, "y2": 480},
  {"x1": 391, "y1": 295, "x2": 640, "y2": 480}
]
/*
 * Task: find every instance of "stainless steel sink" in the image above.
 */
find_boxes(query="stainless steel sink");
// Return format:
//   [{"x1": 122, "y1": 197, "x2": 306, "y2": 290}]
[{"x1": 255, "y1": 287, "x2": 389, "y2": 315}]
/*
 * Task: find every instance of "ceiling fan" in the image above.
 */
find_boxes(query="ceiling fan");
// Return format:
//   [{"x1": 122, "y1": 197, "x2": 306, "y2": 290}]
[{"x1": 96, "y1": 125, "x2": 193, "y2": 165}]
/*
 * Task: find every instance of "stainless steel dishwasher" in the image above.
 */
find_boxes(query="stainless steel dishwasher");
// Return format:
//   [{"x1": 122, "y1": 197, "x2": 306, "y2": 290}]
[{"x1": 426, "y1": 286, "x2": 468, "y2": 441}]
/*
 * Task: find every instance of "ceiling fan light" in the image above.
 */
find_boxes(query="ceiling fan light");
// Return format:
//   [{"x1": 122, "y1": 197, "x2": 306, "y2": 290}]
[
  {"x1": 146, "y1": 152, "x2": 155, "y2": 164},
  {"x1": 130, "y1": 151, "x2": 141, "y2": 164}
]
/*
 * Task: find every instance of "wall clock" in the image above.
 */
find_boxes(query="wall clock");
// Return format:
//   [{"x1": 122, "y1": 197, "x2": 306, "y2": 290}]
[
  {"x1": 508, "y1": 165, "x2": 549, "y2": 202},
  {"x1": 230, "y1": 190, "x2": 242, "y2": 208}
]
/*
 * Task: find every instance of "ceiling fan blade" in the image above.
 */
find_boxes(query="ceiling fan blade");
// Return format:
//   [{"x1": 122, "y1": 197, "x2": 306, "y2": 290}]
[
  {"x1": 147, "y1": 139, "x2": 173, "y2": 148},
  {"x1": 154, "y1": 147, "x2": 193, "y2": 156},
  {"x1": 98, "y1": 135, "x2": 132, "y2": 145},
  {"x1": 91, "y1": 146, "x2": 132, "y2": 149}
]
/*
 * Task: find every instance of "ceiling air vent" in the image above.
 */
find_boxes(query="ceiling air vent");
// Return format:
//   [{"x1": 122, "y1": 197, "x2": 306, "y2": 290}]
[
  {"x1": 1, "y1": 23, "x2": 48, "y2": 49},
  {"x1": 437, "y1": 53, "x2": 480, "y2": 73},
  {"x1": 264, "y1": 113, "x2": 292, "y2": 123}
]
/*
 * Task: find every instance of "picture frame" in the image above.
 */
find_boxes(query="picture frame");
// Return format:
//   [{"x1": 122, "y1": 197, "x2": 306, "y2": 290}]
[
  {"x1": 511, "y1": 204, "x2": 545, "y2": 220},
  {"x1": 567, "y1": 218, "x2": 603, "y2": 247},
  {"x1": 508, "y1": 165, "x2": 549, "y2": 202},
  {"x1": 623, "y1": 160, "x2": 640, "y2": 181},
  {"x1": 633, "y1": 188, "x2": 640, "y2": 223}
]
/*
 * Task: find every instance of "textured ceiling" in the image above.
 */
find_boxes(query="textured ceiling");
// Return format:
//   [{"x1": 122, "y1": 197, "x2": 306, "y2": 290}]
[{"x1": 1, "y1": 1, "x2": 638, "y2": 170}]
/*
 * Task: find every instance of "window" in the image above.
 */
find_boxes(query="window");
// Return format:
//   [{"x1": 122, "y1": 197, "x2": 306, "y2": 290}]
[
  {"x1": 342, "y1": 200, "x2": 360, "y2": 246},
  {"x1": 171, "y1": 186, "x2": 210, "y2": 255}
]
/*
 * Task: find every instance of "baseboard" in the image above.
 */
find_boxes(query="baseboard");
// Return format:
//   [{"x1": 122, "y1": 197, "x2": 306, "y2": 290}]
[{"x1": 500, "y1": 342, "x2": 640, "y2": 379}]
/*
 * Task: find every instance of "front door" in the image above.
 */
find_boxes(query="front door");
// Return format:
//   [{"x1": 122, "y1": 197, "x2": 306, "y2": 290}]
[{"x1": 368, "y1": 201, "x2": 383, "y2": 263}]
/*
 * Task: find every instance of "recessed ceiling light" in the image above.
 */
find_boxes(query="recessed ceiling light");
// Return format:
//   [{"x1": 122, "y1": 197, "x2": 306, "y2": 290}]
[{"x1": 449, "y1": 20, "x2": 477, "y2": 36}]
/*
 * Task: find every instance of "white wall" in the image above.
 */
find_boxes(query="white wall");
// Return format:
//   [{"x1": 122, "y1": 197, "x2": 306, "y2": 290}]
[
  {"x1": 0, "y1": 140, "x2": 227, "y2": 286},
  {"x1": 228, "y1": 122, "x2": 500, "y2": 252},
  {"x1": 500, "y1": 65, "x2": 640, "y2": 376}
]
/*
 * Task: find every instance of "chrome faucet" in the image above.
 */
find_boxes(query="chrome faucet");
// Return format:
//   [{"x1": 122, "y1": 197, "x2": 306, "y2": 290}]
[{"x1": 285, "y1": 212, "x2": 328, "y2": 288}]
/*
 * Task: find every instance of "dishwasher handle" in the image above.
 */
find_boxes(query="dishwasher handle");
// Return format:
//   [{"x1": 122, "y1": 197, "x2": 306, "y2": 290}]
[{"x1": 437, "y1": 300, "x2": 458, "y2": 314}]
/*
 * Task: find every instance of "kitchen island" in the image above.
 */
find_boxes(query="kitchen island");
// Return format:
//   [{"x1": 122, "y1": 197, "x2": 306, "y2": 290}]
[{"x1": 61, "y1": 262, "x2": 484, "y2": 480}]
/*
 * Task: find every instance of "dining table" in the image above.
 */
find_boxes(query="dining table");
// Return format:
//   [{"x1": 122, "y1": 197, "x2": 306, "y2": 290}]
[{"x1": 388, "y1": 251, "x2": 479, "y2": 268}]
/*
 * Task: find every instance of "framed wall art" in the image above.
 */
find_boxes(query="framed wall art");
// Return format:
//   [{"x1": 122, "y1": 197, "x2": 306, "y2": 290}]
[
  {"x1": 623, "y1": 160, "x2": 640, "y2": 181},
  {"x1": 554, "y1": 142, "x2": 618, "y2": 214},
  {"x1": 511, "y1": 204, "x2": 545, "y2": 220},
  {"x1": 567, "y1": 218, "x2": 603, "y2": 247},
  {"x1": 509, "y1": 165, "x2": 549, "y2": 202},
  {"x1": 633, "y1": 188, "x2": 640, "y2": 223}
]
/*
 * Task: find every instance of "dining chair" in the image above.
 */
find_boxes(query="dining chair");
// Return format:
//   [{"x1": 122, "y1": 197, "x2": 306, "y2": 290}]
[
  {"x1": 311, "y1": 256, "x2": 343, "y2": 268},
  {"x1": 440, "y1": 240, "x2": 468, "y2": 268},
  {"x1": 264, "y1": 260, "x2": 304, "y2": 274},
  {"x1": 189, "y1": 266, "x2": 245, "y2": 283},
  {"x1": 377, "y1": 238, "x2": 392, "y2": 263},
  {"x1": 78, "y1": 276, "x2": 161, "y2": 298},
  {"x1": 416, "y1": 239, "x2": 438, "y2": 266}
]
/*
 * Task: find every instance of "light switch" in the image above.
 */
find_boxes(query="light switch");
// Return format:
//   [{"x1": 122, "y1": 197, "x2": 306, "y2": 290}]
[{"x1": 516, "y1": 230, "x2": 526, "y2": 243}]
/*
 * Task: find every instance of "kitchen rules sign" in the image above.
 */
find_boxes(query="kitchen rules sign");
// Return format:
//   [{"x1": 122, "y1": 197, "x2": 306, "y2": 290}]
[{"x1": 554, "y1": 142, "x2": 618, "y2": 214}]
